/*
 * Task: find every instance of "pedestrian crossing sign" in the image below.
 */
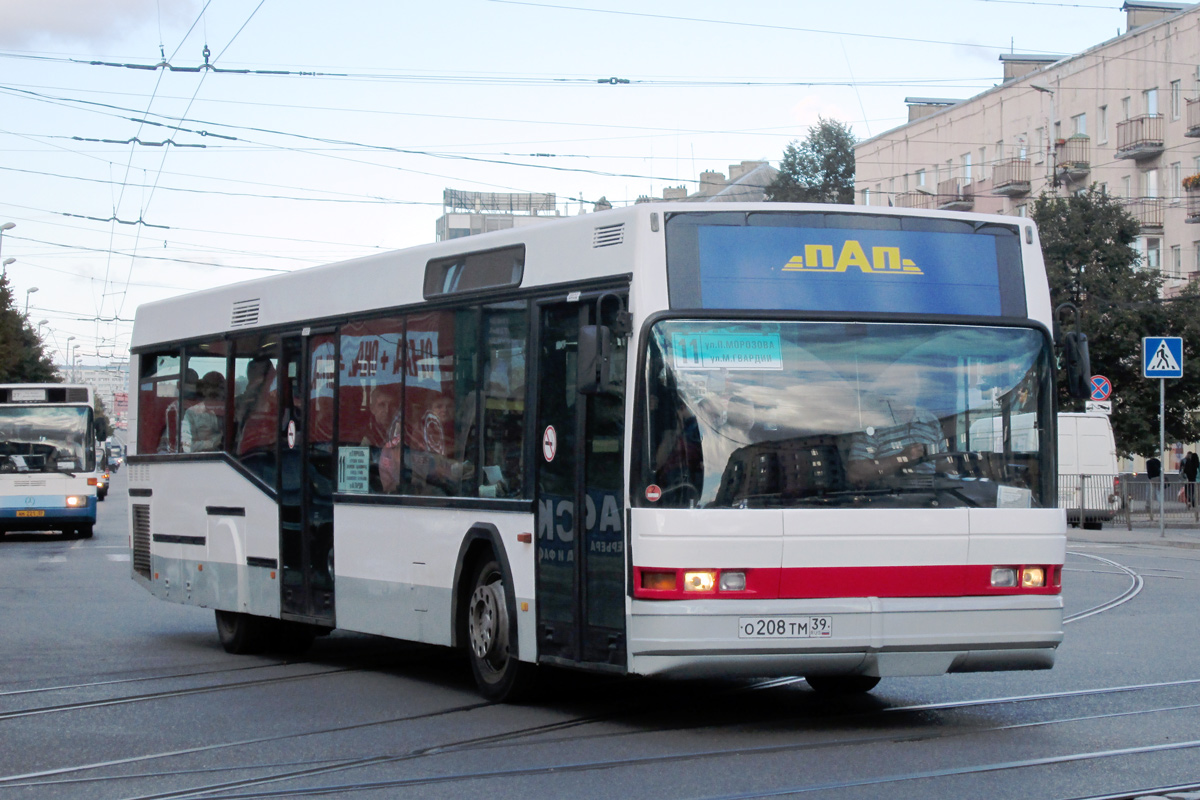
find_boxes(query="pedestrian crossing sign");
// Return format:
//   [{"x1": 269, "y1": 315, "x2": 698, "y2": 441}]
[{"x1": 1143, "y1": 336, "x2": 1183, "y2": 379}]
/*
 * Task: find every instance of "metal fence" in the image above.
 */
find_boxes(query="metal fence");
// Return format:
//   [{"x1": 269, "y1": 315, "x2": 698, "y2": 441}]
[{"x1": 1059, "y1": 473, "x2": 1200, "y2": 529}]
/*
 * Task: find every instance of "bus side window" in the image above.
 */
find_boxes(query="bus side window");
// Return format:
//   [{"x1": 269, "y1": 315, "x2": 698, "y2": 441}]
[
  {"x1": 232, "y1": 337, "x2": 279, "y2": 484},
  {"x1": 138, "y1": 351, "x2": 180, "y2": 455},
  {"x1": 481, "y1": 302, "x2": 526, "y2": 498}
]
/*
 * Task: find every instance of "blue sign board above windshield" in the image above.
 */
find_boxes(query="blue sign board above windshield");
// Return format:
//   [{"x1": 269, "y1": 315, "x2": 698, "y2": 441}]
[{"x1": 696, "y1": 226, "x2": 1003, "y2": 316}]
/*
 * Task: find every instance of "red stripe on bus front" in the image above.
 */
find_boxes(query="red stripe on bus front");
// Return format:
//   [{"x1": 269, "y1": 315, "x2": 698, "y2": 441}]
[{"x1": 632, "y1": 565, "x2": 1062, "y2": 600}]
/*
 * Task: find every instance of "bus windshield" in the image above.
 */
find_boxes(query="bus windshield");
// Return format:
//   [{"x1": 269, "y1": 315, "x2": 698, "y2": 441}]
[
  {"x1": 639, "y1": 320, "x2": 1053, "y2": 510},
  {"x1": 0, "y1": 406, "x2": 94, "y2": 474}
]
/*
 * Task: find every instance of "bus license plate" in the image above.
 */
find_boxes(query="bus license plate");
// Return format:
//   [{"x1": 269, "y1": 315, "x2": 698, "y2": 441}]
[
  {"x1": 16, "y1": 510, "x2": 44, "y2": 517},
  {"x1": 739, "y1": 616, "x2": 833, "y2": 639}
]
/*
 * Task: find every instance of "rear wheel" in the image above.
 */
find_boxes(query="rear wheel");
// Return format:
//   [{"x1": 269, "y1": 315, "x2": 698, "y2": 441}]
[
  {"x1": 215, "y1": 610, "x2": 271, "y2": 654},
  {"x1": 805, "y1": 675, "x2": 881, "y2": 694},
  {"x1": 466, "y1": 558, "x2": 531, "y2": 701},
  {"x1": 77, "y1": 524, "x2": 94, "y2": 539}
]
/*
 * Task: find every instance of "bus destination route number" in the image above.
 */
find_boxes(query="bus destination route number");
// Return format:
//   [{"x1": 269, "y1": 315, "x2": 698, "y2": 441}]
[{"x1": 738, "y1": 616, "x2": 833, "y2": 639}]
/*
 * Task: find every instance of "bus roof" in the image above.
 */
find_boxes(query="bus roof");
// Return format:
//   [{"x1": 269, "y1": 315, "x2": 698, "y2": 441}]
[{"x1": 131, "y1": 202, "x2": 1039, "y2": 350}]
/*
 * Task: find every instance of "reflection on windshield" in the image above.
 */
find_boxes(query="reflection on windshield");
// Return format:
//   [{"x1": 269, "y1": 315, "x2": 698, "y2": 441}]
[
  {"x1": 0, "y1": 406, "x2": 93, "y2": 474},
  {"x1": 640, "y1": 321, "x2": 1052, "y2": 510}
]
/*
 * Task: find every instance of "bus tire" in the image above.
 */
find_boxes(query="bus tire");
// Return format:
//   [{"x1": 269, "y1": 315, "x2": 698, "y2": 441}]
[
  {"x1": 215, "y1": 610, "x2": 269, "y2": 655},
  {"x1": 78, "y1": 524, "x2": 94, "y2": 539},
  {"x1": 272, "y1": 621, "x2": 317, "y2": 656},
  {"x1": 804, "y1": 675, "x2": 881, "y2": 694},
  {"x1": 466, "y1": 558, "x2": 530, "y2": 702}
]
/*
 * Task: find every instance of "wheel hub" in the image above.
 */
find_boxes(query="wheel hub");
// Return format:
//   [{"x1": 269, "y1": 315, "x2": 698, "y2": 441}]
[{"x1": 468, "y1": 580, "x2": 508, "y2": 664}]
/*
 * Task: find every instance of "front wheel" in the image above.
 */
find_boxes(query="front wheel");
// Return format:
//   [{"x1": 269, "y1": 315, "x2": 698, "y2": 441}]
[
  {"x1": 805, "y1": 675, "x2": 881, "y2": 694},
  {"x1": 466, "y1": 558, "x2": 531, "y2": 701}
]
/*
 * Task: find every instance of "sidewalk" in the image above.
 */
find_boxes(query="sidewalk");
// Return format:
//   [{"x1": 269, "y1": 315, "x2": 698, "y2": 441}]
[{"x1": 1068, "y1": 520, "x2": 1200, "y2": 549}]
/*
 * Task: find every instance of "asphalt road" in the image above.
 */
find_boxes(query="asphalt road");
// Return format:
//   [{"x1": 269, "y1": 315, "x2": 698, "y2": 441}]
[{"x1": 3, "y1": 470, "x2": 1200, "y2": 800}]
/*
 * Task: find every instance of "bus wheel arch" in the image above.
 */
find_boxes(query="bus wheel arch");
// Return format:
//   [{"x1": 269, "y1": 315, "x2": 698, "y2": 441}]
[{"x1": 452, "y1": 525, "x2": 530, "y2": 701}]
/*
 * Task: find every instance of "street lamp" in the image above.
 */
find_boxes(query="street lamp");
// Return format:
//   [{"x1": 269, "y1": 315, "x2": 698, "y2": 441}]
[
  {"x1": 23, "y1": 287, "x2": 38, "y2": 316},
  {"x1": 36, "y1": 320, "x2": 48, "y2": 339},
  {"x1": 1030, "y1": 83, "x2": 1058, "y2": 187},
  {"x1": 72, "y1": 344, "x2": 80, "y2": 384}
]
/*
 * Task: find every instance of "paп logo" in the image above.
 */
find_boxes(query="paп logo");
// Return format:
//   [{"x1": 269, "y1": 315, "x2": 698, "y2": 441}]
[{"x1": 781, "y1": 240, "x2": 923, "y2": 275}]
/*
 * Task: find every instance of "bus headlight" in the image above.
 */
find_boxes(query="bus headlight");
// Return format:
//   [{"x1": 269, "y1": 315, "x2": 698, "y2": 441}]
[
  {"x1": 991, "y1": 567, "x2": 1018, "y2": 587},
  {"x1": 1021, "y1": 567, "x2": 1047, "y2": 588},
  {"x1": 719, "y1": 571, "x2": 747, "y2": 592},
  {"x1": 683, "y1": 571, "x2": 716, "y2": 592},
  {"x1": 65, "y1": 495, "x2": 86, "y2": 507}
]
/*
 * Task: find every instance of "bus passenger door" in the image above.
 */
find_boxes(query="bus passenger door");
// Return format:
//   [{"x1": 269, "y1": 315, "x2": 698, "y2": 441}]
[
  {"x1": 278, "y1": 332, "x2": 337, "y2": 627},
  {"x1": 535, "y1": 294, "x2": 628, "y2": 668}
]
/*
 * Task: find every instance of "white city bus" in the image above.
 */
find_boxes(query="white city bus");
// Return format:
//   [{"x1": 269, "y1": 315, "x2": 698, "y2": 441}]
[
  {"x1": 0, "y1": 384, "x2": 99, "y2": 538},
  {"x1": 129, "y1": 203, "x2": 1077, "y2": 699}
]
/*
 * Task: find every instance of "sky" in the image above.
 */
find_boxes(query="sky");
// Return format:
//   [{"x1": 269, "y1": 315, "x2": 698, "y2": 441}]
[{"x1": 0, "y1": 0, "x2": 1135, "y2": 368}]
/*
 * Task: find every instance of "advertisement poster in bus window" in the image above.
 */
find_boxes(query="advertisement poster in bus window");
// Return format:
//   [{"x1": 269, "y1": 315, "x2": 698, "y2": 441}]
[
  {"x1": 339, "y1": 333, "x2": 406, "y2": 389},
  {"x1": 696, "y1": 226, "x2": 1002, "y2": 316}
]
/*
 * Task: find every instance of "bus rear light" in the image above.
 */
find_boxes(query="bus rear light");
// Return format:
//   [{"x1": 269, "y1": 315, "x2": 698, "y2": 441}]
[
  {"x1": 641, "y1": 570, "x2": 676, "y2": 591},
  {"x1": 87, "y1": 478, "x2": 98, "y2": 486},
  {"x1": 683, "y1": 571, "x2": 716, "y2": 592}
]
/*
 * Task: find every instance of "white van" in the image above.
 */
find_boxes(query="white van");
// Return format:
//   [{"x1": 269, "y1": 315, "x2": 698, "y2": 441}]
[{"x1": 1057, "y1": 412, "x2": 1119, "y2": 528}]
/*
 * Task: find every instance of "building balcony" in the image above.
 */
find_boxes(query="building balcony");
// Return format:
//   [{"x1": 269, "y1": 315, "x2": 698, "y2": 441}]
[
  {"x1": 895, "y1": 189, "x2": 936, "y2": 209},
  {"x1": 1124, "y1": 197, "x2": 1165, "y2": 230},
  {"x1": 1186, "y1": 187, "x2": 1200, "y2": 223},
  {"x1": 1115, "y1": 114, "x2": 1164, "y2": 159},
  {"x1": 991, "y1": 158, "x2": 1031, "y2": 196},
  {"x1": 1187, "y1": 97, "x2": 1200, "y2": 138},
  {"x1": 937, "y1": 178, "x2": 974, "y2": 211},
  {"x1": 1055, "y1": 135, "x2": 1091, "y2": 180}
]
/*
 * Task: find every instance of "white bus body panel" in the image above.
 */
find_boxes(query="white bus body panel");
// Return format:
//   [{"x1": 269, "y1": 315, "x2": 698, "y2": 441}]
[
  {"x1": 334, "y1": 505, "x2": 537, "y2": 658},
  {"x1": 627, "y1": 507, "x2": 1064, "y2": 679}
]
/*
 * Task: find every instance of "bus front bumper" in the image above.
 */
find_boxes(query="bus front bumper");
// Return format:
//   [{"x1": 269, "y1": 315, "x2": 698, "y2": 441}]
[{"x1": 626, "y1": 595, "x2": 1063, "y2": 679}]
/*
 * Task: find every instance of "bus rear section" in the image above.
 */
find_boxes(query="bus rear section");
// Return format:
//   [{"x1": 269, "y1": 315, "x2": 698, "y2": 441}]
[{"x1": 0, "y1": 385, "x2": 99, "y2": 538}]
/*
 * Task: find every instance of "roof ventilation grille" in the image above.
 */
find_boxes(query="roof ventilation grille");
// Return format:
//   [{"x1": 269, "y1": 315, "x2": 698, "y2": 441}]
[
  {"x1": 230, "y1": 299, "x2": 260, "y2": 328},
  {"x1": 593, "y1": 223, "x2": 625, "y2": 248}
]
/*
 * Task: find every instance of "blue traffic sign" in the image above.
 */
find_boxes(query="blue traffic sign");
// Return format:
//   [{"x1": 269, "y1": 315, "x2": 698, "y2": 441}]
[
  {"x1": 1090, "y1": 374, "x2": 1112, "y2": 401},
  {"x1": 1143, "y1": 337, "x2": 1184, "y2": 379}
]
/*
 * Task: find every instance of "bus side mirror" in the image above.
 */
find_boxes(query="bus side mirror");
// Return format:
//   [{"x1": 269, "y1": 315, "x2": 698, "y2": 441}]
[
  {"x1": 1063, "y1": 331, "x2": 1091, "y2": 399},
  {"x1": 578, "y1": 324, "x2": 612, "y2": 395}
]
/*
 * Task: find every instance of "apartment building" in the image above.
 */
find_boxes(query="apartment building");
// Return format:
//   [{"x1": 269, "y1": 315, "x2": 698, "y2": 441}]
[{"x1": 854, "y1": 1, "x2": 1200, "y2": 290}]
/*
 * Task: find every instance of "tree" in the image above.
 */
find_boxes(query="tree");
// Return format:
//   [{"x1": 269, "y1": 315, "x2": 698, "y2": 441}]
[
  {"x1": 0, "y1": 273, "x2": 58, "y2": 383},
  {"x1": 1033, "y1": 188, "x2": 1200, "y2": 458},
  {"x1": 765, "y1": 117, "x2": 856, "y2": 204}
]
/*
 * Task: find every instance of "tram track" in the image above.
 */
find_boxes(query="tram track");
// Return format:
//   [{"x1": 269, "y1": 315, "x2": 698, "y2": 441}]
[
  {"x1": 9, "y1": 675, "x2": 1200, "y2": 799},
  {"x1": 1064, "y1": 551, "x2": 1145, "y2": 623},
  {"x1": 92, "y1": 696, "x2": 1200, "y2": 800}
]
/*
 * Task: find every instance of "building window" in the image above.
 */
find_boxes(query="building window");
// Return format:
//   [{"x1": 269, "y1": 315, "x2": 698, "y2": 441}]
[
  {"x1": 1171, "y1": 80, "x2": 1181, "y2": 120},
  {"x1": 1015, "y1": 205, "x2": 1027, "y2": 217},
  {"x1": 1122, "y1": 176, "x2": 1132, "y2": 198},
  {"x1": 1098, "y1": 182, "x2": 1108, "y2": 196},
  {"x1": 916, "y1": 169, "x2": 926, "y2": 188},
  {"x1": 1143, "y1": 169, "x2": 1158, "y2": 199},
  {"x1": 1098, "y1": 105, "x2": 1108, "y2": 143},
  {"x1": 862, "y1": 188, "x2": 871, "y2": 205},
  {"x1": 1145, "y1": 88, "x2": 1158, "y2": 116},
  {"x1": 996, "y1": 140, "x2": 1005, "y2": 161},
  {"x1": 1122, "y1": 96, "x2": 1131, "y2": 120},
  {"x1": 1194, "y1": 241, "x2": 1200, "y2": 275},
  {"x1": 1034, "y1": 128, "x2": 1045, "y2": 163},
  {"x1": 1171, "y1": 245, "x2": 1182, "y2": 278},
  {"x1": 1171, "y1": 162, "x2": 1182, "y2": 200},
  {"x1": 962, "y1": 153, "x2": 972, "y2": 182},
  {"x1": 1072, "y1": 113, "x2": 1087, "y2": 136},
  {"x1": 1143, "y1": 237, "x2": 1161, "y2": 272}
]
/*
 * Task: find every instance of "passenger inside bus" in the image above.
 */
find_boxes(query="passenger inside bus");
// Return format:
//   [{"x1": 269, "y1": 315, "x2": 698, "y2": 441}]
[
  {"x1": 158, "y1": 368, "x2": 199, "y2": 453},
  {"x1": 181, "y1": 372, "x2": 226, "y2": 453}
]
